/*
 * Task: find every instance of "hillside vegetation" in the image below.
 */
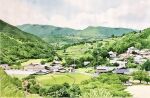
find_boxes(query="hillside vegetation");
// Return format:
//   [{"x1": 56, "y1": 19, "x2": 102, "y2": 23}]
[
  {"x1": 57, "y1": 28, "x2": 150, "y2": 67},
  {"x1": 107, "y1": 28, "x2": 150, "y2": 53},
  {"x1": 18, "y1": 24, "x2": 135, "y2": 46},
  {"x1": 0, "y1": 68, "x2": 24, "y2": 97},
  {"x1": 0, "y1": 20, "x2": 54, "y2": 65}
]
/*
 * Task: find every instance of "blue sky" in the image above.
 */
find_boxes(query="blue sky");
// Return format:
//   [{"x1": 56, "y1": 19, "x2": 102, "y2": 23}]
[{"x1": 0, "y1": 0, "x2": 150, "y2": 29}]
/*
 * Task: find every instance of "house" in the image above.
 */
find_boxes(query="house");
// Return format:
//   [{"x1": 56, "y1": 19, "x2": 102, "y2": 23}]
[
  {"x1": 84, "y1": 61, "x2": 90, "y2": 66},
  {"x1": 113, "y1": 67, "x2": 129, "y2": 74},
  {"x1": 33, "y1": 70, "x2": 50, "y2": 75},
  {"x1": 51, "y1": 60, "x2": 63, "y2": 66},
  {"x1": 24, "y1": 63, "x2": 46, "y2": 71},
  {"x1": 68, "y1": 67, "x2": 75, "y2": 72},
  {"x1": 51, "y1": 65, "x2": 66, "y2": 72},
  {"x1": 0, "y1": 64, "x2": 10, "y2": 70},
  {"x1": 96, "y1": 66, "x2": 115, "y2": 73},
  {"x1": 108, "y1": 51, "x2": 117, "y2": 58},
  {"x1": 110, "y1": 60, "x2": 127, "y2": 68},
  {"x1": 134, "y1": 55, "x2": 146, "y2": 64},
  {"x1": 127, "y1": 47, "x2": 140, "y2": 54}
]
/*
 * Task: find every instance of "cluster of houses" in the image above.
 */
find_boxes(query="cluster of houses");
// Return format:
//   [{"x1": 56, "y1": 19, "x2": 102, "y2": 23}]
[
  {"x1": 96, "y1": 47, "x2": 150, "y2": 74},
  {"x1": 23, "y1": 60, "x2": 76, "y2": 75},
  {"x1": 1, "y1": 47, "x2": 149, "y2": 76}
]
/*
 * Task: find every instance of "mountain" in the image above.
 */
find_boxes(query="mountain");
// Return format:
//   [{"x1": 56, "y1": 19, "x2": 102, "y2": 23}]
[
  {"x1": 0, "y1": 68, "x2": 24, "y2": 97},
  {"x1": 0, "y1": 20, "x2": 53, "y2": 65},
  {"x1": 17, "y1": 24, "x2": 135, "y2": 46}
]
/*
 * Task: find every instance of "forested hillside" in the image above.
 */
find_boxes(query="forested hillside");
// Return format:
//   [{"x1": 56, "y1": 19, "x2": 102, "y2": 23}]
[
  {"x1": 57, "y1": 28, "x2": 150, "y2": 68},
  {"x1": 0, "y1": 68, "x2": 24, "y2": 97},
  {"x1": 107, "y1": 28, "x2": 150, "y2": 53},
  {"x1": 0, "y1": 20, "x2": 54, "y2": 65},
  {"x1": 18, "y1": 24, "x2": 135, "y2": 45}
]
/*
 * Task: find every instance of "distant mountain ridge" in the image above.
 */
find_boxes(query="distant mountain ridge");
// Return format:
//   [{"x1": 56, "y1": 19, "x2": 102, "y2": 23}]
[{"x1": 17, "y1": 24, "x2": 135, "y2": 45}]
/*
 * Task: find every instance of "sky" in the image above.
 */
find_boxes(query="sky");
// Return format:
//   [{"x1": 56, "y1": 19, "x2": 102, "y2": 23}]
[{"x1": 0, "y1": 0, "x2": 150, "y2": 30}]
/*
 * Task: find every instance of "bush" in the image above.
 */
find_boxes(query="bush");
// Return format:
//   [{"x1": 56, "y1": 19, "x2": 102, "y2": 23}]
[
  {"x1": 41, "y1": 60, "x2": 46, "y2": 65},
  {"x1": 29, "y1": 84, "x2": 40, "y2": 94}
]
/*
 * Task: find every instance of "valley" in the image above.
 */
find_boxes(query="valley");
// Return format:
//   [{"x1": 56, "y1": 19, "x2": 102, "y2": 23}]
[{"x1": 0, "y1": 20, "x2": 150, "y2": 98}]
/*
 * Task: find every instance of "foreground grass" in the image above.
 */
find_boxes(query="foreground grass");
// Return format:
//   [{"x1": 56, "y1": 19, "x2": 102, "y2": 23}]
[
  {"x1": 0, "y1": 68, "x2": 24, "y2": 97},
  {"x1": 36, "y1": 73, "x2": 91, "y2": 86}
]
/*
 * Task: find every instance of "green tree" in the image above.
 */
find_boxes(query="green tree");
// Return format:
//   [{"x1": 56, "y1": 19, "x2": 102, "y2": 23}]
[
  {"x1": 40, "y1": 60, "x2": 46, "y2": 65},
  {"x1": 132, "y1": 70, "x2": 149, "y2": 83},
  {"x1": 144, "y1": 76, "x2": 150, "y2": 84},
  {"x1": 142, "y1": 60, "x2": 150, "y2": 71},
  {"x1": 69, "y1": 85, "x2": 81, "y2": 97}
]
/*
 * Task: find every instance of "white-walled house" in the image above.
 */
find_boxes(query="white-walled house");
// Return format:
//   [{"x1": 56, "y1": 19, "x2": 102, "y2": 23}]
[
  {"x1": 108, "y1": 51, "x2": 117, "y2": 58},
  {"x1": 134, "y1": 55, "x2": 147, "y2": 64}
]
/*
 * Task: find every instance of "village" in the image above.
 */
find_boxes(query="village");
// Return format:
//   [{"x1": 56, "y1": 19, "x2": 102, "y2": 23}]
[{"x1": 1, "y1": 47, "x2": 150, "y2": 77}]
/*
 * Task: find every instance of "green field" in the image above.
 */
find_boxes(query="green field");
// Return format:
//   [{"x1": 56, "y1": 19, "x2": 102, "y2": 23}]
[{"x1": 36, "y1": 73, "x2": 91, "y2": 86}]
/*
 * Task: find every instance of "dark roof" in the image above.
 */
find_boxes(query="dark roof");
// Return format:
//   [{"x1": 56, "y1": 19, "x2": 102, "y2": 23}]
[{"x1": 114, "y1": 68, "x2": 129, "y2": 74}]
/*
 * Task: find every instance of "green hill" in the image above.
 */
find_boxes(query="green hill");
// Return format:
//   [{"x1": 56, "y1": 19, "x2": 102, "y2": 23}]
[
  {"x1": 0, "y1": 68, "x2": 24, "y2": 97},
  {"x1": 0, "y1": 20, "x2": 54, "y2": 65},
  {"x1": 17, "y1": 24, "x2": 135, "y2": 46},
  {"x1": 57, "y1": 28, "x2": 150, "y2": 64},
  {"x1": 108, "y1": 28, "x2": 150, "y2": 53}
]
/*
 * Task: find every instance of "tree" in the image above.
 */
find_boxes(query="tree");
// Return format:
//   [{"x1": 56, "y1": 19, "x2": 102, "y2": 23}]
[
  {"x1": 29, "y1": 84, "x2": 40, "y2": 94},
  {"x1": 40, "y1": 60, "x2": 46, "y2": 65},
  {"x1": 69, "y1": 85, "x2": 81, "y2": 97},
  {"x1": 144, "y1": 76, "x2": 150, "y2": 84},
  {"x1": 142, "y1": 60, "x2": 150, "y2": 71},
  {"x1": 132, "y1": 70, "x2": 149, "y2": 83},
  {"x1": 39, "y1": 88, "x2": 47, "y2": 96}
]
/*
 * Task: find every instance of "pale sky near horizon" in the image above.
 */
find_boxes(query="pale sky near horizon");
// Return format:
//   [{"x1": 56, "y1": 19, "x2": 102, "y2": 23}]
[{"x1": 0, "y1": 0, "x2": 150, "y2": 30}]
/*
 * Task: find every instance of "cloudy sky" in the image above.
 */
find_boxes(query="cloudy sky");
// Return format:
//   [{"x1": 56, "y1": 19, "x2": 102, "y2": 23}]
[{"x1": 0, "y1": 0, "x2": 150, "y2": 29}]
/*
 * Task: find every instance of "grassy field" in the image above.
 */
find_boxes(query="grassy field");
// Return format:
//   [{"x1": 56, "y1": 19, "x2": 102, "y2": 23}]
[
  {"x1": 36, "y1": 73, "x2": 91, "y2": 86},
  {"x1": 76, "y1": 67, "x2": 95, "y2": 74},
  {"x1": 11, "y1": 74, "x2": 29, "y2": 80},
  {"x1": 21, "y1": 59, "x2": 45, "y2": 66}
]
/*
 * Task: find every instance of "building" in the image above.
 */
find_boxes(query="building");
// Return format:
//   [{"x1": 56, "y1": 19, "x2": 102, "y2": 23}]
[
  {"x1": 113, "y1": 67, "x2": 129, "y2": 74},
  {"x1": 24, "y1": 63, "x2": 46, "y2": 71},
  {"x1": 0, "y1": 64, "x2": 10, "y2": 70},
  {"x1": 34, "y1": 70, "x2": 50, "y2": 75},
  {"x1": 51, "y1": 65, "x2": 66, "y2": 72},
  {"x1": 127, "y1": 47, "x2": 140, "y2": 54},
  {"x1": 108, "y1": 51, "x2": 117, "y2": 58},
  {"x1": 84, "y1": 61, "x2": 90, "y2": 66},
  {"x1": 134, "y1": 55, "x2": 146, "y2": 64},
  {"x1": 96, "y1": 66, "x2": 115, "y2": 73},
  {"x1": 110, "y1": 60, "x2": 127, "y2": 68}
]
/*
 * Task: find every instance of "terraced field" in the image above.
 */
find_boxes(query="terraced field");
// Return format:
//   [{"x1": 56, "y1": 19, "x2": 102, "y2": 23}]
[{"x1": 36, "y1": 73, "x2": 91, "y2": 86}]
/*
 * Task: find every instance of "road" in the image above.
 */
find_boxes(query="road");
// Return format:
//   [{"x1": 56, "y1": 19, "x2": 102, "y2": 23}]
[
  {"x1": 5, "y1": 70, "x2": 37, "y2": 75},
  {"x1": 126, "y1": 85, "x2": 150, "y2": 98}
]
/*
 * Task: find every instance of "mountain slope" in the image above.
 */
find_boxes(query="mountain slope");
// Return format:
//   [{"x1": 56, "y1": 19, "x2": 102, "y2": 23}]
[
  {"x1": 0, "y1": 68, "x2": 24, "y2": 97},
  {"x1": 107, "y1": 28, "x2": 150, "y2": 53},
  {"x1": 17, "y1": 24, "x2": 135, "y2": 45},
  {"x1": 0, "y1": 20, "x2": 53, "y2": 65}
]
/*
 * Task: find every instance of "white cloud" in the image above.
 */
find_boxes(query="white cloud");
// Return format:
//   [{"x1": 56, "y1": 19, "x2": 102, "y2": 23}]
[
  {"x1": 0, "y1": 0, "x2": 49, "y2": 25},
  {"x1": 0, "y1": 0, "x2": 150, "y2": 29}
]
